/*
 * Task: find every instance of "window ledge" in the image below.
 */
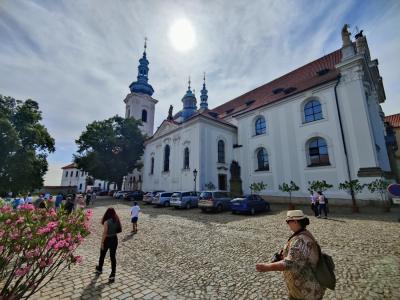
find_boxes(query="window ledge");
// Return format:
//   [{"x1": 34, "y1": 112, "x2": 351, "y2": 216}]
[
  {"x1": 300, "y1": 117, "x2": 326, "y2": 127},
  {"x1": 254, "y1": 169, "x2": 271, "y2": 173},
  {"x1": 182, "y1": 168, "x2": 191, "y2": 172},
  {"x1": 306, "y1": 163, "x2": 331, "y2": 169},
  {"x1": 252, "y1": 132, "x2": 267, "y2": 138}
]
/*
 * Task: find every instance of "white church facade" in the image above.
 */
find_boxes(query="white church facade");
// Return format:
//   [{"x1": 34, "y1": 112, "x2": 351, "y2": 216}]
[{"x1": 125, "y1": 25, "x2": 392, "y2": 203}]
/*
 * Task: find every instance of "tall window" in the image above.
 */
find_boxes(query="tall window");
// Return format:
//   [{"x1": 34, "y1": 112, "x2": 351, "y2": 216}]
[
  {"x1": 65, "y1": 171, "x2": 68, "y2": 177},
  {"x1": 163, "y1": 145, "x2": 170, "y2": 172},
  {"x1": 256, "y1": 148, "x2": 269, "y2": 171},
  {"x1": 142, "y1": 109, "x2": 147, "y2": 123},
  {"x1": 184, "y1": 147, "x2": 190, "y2": 169},
  {"x1": 308, "y1": 137, "x2": 330, "y2": 166},
  {"x1": 76, "y1": 171, "x2": 79, "y2": 177},
  {"x1": 70, "y1": 171, "x2": 73, "y2": 177},
  {"x1": 218, "y1": 140, "x2": 225, "y2": 163},
  {"x1": 304, "y1": 100, "x2": 323, "y2": 123},
  {"x1": 255, "y1": 116, "x2": 266, "y2": 135},
  {"x1": 150, "y1": 157, "x2": 154, "y2": 175}
]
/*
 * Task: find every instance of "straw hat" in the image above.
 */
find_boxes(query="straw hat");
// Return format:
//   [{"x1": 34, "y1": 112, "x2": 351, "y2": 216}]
[{"x1": 286, "y1": 210, "x2": 307, "y2": 221}]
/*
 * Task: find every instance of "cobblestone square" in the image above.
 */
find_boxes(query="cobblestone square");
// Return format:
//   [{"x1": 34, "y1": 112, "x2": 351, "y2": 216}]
[{"x1": 35, "y1": 198, "x2": 400, "y2": 299}]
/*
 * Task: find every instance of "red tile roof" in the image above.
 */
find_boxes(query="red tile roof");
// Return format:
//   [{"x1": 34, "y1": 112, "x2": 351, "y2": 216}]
[
  {"x1": 212, "y1": 49, "x2": 342, "y2": 118},
  {"x1": 61, "y1": 163, "x2": 77, "y2": 169},
  {"x1": 385, "y1": 113, "x2": 400, "y2": 128}
]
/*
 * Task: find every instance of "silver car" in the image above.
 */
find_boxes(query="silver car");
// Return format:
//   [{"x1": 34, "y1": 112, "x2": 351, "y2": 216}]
[
  {"x1": 143, "y1": 191, "x2": 164, "y2": 204},
  {"x1": 170, "y1": 191, "x2": 200, "y2": 209},
  {"x1": 152, "y1": 192, "x2": 173, "y2": 207}
]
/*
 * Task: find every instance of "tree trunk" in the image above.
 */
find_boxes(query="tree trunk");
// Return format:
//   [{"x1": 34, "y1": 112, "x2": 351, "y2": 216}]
[{"x1": 351, "y1": 189, "x2": 359, "y2": 213}]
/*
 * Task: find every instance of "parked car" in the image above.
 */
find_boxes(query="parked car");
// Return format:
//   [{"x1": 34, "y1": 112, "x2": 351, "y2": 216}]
[
  {"x1": 98, "y1": 191, "x2": 108, "y2": 196},
  {"x1": 230, "y1": 195, "x2": 270, "y2": 215},
  {"x1": 198, "y1": 191, "x2": 232, "y2": 212},
  {"x1": 170, "y1": 191, "x2": 199, "y2": 209},
  {"x1": 108, "y1": 190, "x2": 117, "y2": 196},
  {"x1": 152, "y1": 192, "x2": 173, "y2": 207},
  {"x1": 114, "y1": 191, "x2": 128, "y2": 199},
  {"x1": 124, "y1": 190, "x2": 144, "y2": 201},
  {"x1": 143, "y1": 191, "x2": 164, "y2": 204}
]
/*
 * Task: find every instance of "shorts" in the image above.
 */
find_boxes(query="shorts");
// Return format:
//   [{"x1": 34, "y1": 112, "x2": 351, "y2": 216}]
[{"x1": 131, "y1": 217, "x2": 138, "y2": 223}]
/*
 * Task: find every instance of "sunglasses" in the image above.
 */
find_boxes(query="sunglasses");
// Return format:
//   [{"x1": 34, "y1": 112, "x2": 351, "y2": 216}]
[{"x1": 286, "y1": 220, "x2": 296, "y2": 224}]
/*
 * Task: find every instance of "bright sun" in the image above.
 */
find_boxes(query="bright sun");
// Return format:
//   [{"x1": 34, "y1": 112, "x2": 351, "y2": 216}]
[{"x1": 169, "y1": 19, "x2": 196, "y2": 52}]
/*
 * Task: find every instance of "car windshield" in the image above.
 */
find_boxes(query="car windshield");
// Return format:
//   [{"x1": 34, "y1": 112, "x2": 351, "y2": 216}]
[
  {"x1": 171, "y1": 192, "x2": 181, "y2": 197},
  {"x1": 199, "y1": 192, "x2": 212, "y2": 199}
]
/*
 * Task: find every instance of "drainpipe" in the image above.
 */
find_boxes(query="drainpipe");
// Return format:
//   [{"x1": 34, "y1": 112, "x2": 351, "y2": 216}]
[{"x1": 334, "y1": 75, "x2": 359, "y2": 212}]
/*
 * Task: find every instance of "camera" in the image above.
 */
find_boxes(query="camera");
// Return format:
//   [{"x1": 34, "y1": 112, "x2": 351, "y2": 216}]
[{"x1": 271, "y1": 251, "x2": 283, "y2": 263}]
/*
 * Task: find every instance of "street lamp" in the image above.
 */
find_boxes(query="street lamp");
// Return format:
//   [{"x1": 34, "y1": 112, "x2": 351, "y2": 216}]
[{"x1": 193, "y1": 169, "x2": 198, "y2": 192}]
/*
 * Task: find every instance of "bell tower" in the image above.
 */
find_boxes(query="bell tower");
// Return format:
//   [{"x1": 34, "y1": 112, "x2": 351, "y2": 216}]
[{"x1": 124, "y1": 38, "x2": 157, "y2": 137}]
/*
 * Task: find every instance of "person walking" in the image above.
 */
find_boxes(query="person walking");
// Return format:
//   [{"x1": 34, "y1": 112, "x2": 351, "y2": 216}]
[
  {"x1": 256, "y1": 210, "x2": 326, "y2": 300},
  {"x1": 310, "y1": 191, "x2": 318, "y2": 217},
  {"x1": 130, "y1": 202, "x2": 140, "y2": 234},
  {"x1": 92, "y1": 191, "x2": 97, "y2": 205},
  {"x1": 96, "y1": 208, "x2": 122, "y2": 283},
  {"x1": 317, "y1": 191, "x2": 328, "y2": 219},
  {"x1": 55, "y1": 192, "x2": 63, "y2": 210},
  {"x1": 25, "y1": 193, "x2": 33, "y2": 204}
]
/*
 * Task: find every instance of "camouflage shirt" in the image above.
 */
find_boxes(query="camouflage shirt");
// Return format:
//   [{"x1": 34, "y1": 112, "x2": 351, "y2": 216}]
[{"x1": 282, "y1": 230, "x2": 326, "y2": 300}]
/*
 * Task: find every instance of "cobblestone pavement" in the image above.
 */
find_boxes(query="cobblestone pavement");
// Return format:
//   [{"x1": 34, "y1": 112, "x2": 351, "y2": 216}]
[{"x1": 34, "y1": 197, "x2": 400, "y2": 299}]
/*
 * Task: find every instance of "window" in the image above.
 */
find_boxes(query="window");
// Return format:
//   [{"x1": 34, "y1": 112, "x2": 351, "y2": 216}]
[
  {"x1": 218, "y1": 140, "x2": 225, "y2": 163},
  {"x1": 308, "y1": 137, "x2": 330, "y2": 166},
  {"x1": 150, "y1": 157, "x2": 154, "y2": 175},
  {"x1": 304, "y1": 100, "x2": 323, "y2": 123},
  {"x1": 163, "y1": 145, "x2": 170, "y2": 172},
  {"x1": 81, "y1": 171, "x2": 84, "y2": 176},
  {"x1": 65, "y1": 171, "x2": 68, "y2": 177},
  {"x1": 256, "y1": 148, "x2": 269, "y2": 171},
  {"x1": 70, "y1": 171, "x2": 74, "y2": 177},
  {"x1": 79, "y1": 183, "x2": 82, "y2": 190},
  {"x1": 184, "y1": 147, "x2": 190, "y2": 169},
  {"x1": 255, "y1": 117, "x2": 266, "y2": 135},
  {"x1": 76, "y1": 171, "x2": 79, "y2": 177},
  {"x1": 139, "y1": 175, "x2": 142, "y2": 182},
  {"x1": 142, "y1": 109, "x2": 147, "y2": 123}
]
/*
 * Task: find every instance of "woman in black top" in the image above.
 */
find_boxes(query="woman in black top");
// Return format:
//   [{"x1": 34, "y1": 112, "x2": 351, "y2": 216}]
[{"x1": 96, "y1": 207, "x2": 122, "y2": 282}]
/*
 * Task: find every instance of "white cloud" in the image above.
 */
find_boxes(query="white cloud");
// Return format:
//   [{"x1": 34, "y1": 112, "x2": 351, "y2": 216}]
[{"x1": 0, "y1": 0, "x2": 399, "y2": 179}]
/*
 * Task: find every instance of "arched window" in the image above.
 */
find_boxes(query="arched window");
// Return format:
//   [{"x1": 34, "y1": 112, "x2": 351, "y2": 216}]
[
  {"x1": 163, "y1": 145, "x2": 170, "y2": 172},
  {"x1": 142, "y1": 109, "x2": 147, "y2": 123},
  {"x1": 184, "y1": 147, "x2": 190, "y2": 169},
  {"x1": 217, "y1": 140, "x2": 225, "y2": 163},
  {"x1": 308, "y1": 137, "x2": 330, "y2": 166},
  {"x1": 255, "y1": 116, "x2": 266, "y2": 135},
  {"x1": 304, "y1": 100, "x2": 323, "y2": 123},
  {"x1": 150, "y1": 157, "x2": 154, "y2": 175},
  {"x1": 256, "y1": 148, "x2": 269, "y2": 171}
]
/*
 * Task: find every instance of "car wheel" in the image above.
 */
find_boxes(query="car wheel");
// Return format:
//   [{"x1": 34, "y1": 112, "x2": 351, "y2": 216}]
[
  {"x1": 232, "y1": 210, "x2": 236, "y2": 214},
  {"x1": 186, "y1": 202, "x2": 191, "y2": 209},
  {"x1": 201, "y1": 208, "x2": 207, "y2": 213},
  {"x1": 250, "y1": 208, "x2": 256, "y2": 215},
  {"x1": 217, "y1": 205, "x2": 223, "y2": 213},
  {"x1": 165, "y1": 201, "x2": 170, "y2": 207}
]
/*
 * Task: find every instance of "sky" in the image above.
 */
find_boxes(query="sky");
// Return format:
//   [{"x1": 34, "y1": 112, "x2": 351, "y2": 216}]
[{"x1": 0, "y1": 0, "x2": 399, "y2": 185}]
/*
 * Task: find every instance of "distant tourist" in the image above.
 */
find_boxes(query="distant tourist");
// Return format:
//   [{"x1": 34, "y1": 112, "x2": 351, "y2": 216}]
[
  {"x1": 55, "y1": 192, "x2": 63, "y2": 210},
  {"x1": 85, "y1": 192, "x2": 92, "y2": 207},
  {"x1": 34, "y1": 194, "x2": 45, "y2": 208},
  {"x1": 92, "y1": 191, "x2": 97, "y2": 204},
  {"x1": 64, "y1": 195, "x2": 75, "y2": 213},
  {"x1": 13, "y1": 195, "x2": 25, "y2": 209},
  {"x1": 130, "y1": 202, "x2": 140, "y2": 234},
  {"x1": 317, "y1": 191, "x2": 328, "y2": 219},
  {"x1": 96, "y1": 207, "x2": 122, "y2": 283},
  {"x1": 310, "y1": 191, "x2": 318, "y2": 217},
  {"x1": 25, "y1": 193, "x2": 33, "y2": 204},
  {"x1": 256, "y1": 210, "x2": 326, "y2": 300}
]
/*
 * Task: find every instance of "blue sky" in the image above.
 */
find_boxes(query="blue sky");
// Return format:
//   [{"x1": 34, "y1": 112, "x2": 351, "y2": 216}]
[{"x1": 0, "y1": 0, "x2": 399, "y2": 185}]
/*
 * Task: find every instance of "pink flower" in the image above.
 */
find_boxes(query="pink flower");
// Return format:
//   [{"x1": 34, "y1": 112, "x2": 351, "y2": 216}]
[
  {"x1": 0, "y1": 230, "x2": 4, "y2": 238},
  {"x1": 15, "y1": 266, "x2": 30, "y2": 276},
  {"x1": 11, "y1": 232, "x2": 20, "y2": 240},
  {"x1": 0, "y1": 245, "x2": 4, "y2": 252},
  {"x1": 74, "y1": 255, "x2": 83, "y2": 263},
  {"x1": 39, "y1": 260, "x2": 46, "y2": 268},
  {"x1": 16, "y1": 216, "x2": 24, "y2": 224},
  {"x1": 5, "y1": 219, "x2": 12, "y2": 225},
  {"x1": 19, "y1": 203, "x2": 35, "y2": 211}
]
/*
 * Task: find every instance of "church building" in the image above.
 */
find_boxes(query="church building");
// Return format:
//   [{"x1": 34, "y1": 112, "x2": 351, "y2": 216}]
[{"x1": 125, "y1": 25, "x2": 392, "y2": 203}]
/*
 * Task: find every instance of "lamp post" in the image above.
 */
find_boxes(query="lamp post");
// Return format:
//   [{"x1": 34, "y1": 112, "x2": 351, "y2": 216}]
[{"x1": 193, "y1": 169, "x2": 198, "y2": 192}]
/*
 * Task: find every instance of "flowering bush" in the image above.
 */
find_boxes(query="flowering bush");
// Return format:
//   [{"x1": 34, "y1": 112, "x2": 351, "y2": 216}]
[{"x1": 0, "y1": 203, "x2": 92, "y2": 299}]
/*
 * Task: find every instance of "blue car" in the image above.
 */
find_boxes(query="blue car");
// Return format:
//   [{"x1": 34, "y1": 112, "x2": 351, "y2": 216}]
[{"x1": 230, "y1": 195, "x2": 270, "y2": 215}]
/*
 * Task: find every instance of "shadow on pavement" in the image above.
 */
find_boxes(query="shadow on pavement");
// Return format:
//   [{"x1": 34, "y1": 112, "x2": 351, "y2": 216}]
[{"x1": 80, "y1": 274, "x2": 108, "y2": 300}]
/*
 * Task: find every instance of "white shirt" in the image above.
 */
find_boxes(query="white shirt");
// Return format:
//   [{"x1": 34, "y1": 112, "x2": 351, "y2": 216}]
[
  {"x1": 310, "y1": 194, "x2": 317, "y2": 204},
  {"x1": 26, "y1": 196, "x2": 33, "y2": 204},
  {"x1": 318, "y1": 194, "x2": 326, "y2": 204},
  {"x1": 131, "y1": 205, "x2": 140, "y2": 218}
]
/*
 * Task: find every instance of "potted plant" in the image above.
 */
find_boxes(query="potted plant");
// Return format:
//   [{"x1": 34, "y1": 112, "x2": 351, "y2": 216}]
[
  {"x1": 366, "y1": 178, "x2": 391, "y2": 212},
  {"x1": 279, "y1": 181, "x2": 299, "y2": 209},
  {"x1": 249, "y1": 182, "x2": 267, "y2": 195}
]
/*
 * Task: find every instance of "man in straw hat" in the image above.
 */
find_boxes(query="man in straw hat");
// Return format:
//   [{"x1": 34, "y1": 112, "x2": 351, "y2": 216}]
[{"x1": 256, "y1": 210, "x2": 326, "y2": 300}]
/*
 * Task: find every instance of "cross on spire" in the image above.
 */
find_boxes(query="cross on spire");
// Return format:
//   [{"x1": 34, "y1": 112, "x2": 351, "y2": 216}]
[
  {"x1": 188, "y1": 76, "x2": 191, "y2": 90},
  {"x1": 144, "y1": 37, "x2": 147, "y2": 53}
]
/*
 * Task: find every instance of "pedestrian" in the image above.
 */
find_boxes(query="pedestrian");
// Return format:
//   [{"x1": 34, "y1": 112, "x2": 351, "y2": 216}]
[
  {"x1": 317, "y1": 191, "x2": 328, "y2": 219},
  {"x1": 96, "y1": 207, "x2": 122, "y2": 283},
  {"x1": 13, "y1": 195, "x2": 24, "y2": 209},
  {"x1": 256, "y1": 210, "x2": 326, "y2": 300},
  {"x1": 55, "y1": 192, "x2": 63, "y2": 210},
  {"x1": 92, "y1": 191, "x2": 97, "y2": 205},
  {"x1": 130, "y1": 202, "x2": 140, "y2": 234},
  {"x1": 310, "y1": 191, "x2": 318, "y2": 217},
  {"x1": 65, "y1": 194, "x2": 74, "y2": 214},
  {"x1": 25, "y1": 193, "x2": 33, "y2": 204},
  {"x1": 34, "y1": 194, "x2": 45, "y2": 208},
  {"x1": 85, "y1": 192, "x2": 92, "y2": 207}
]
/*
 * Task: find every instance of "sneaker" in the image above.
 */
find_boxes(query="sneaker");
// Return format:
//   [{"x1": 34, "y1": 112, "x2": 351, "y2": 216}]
[
  {"x1": 109, "y1": 274, "x2": 115, "y2": 283},
  {"x1": 317, "y1": 215, "x2": 321, "y2": 218},
  {"x1": 95, "y1": 266, "x2": 102, "y2": 274}
]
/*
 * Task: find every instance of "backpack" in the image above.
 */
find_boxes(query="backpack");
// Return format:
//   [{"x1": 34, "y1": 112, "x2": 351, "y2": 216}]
[{"x1": 314, "y1": 245, "x2": 336, "y2": 290}]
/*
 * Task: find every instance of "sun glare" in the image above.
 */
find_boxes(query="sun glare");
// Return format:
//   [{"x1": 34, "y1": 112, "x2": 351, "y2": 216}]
[{"x1": 169, "y1": 19, "x2": 196, "y2": 52}]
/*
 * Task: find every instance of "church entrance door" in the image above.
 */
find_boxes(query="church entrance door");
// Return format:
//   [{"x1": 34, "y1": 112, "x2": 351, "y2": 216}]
[{"x1": 218, "y1": 174, "x2": 227, "y2": 191}]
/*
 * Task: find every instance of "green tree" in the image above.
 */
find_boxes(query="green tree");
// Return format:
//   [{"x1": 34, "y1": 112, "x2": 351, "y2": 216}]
[
  {"x1": 308, "y1": 180, "x2": 333, "y2": 193},
  {"x1": 338, "y1": 179, "x2": 364, "y2": 212},
  {"x1": 204, "y1": 182, "x2": 216, "y2": 190},
  {"x1": 0, "y1": 95, "x2": 55, "y2": 195},
  {"x1": 366, "y1": 178, "x2": 391, "y2": 211},
  {"x1": 279, "y1": 181, "x2": 300, "y2": 208},
  {"x1": 249, "y1": 182, "x2": 267, "y2": 195},
  {"x1": 74, "y1": 116, "x2": 145, "y2": 189}
]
